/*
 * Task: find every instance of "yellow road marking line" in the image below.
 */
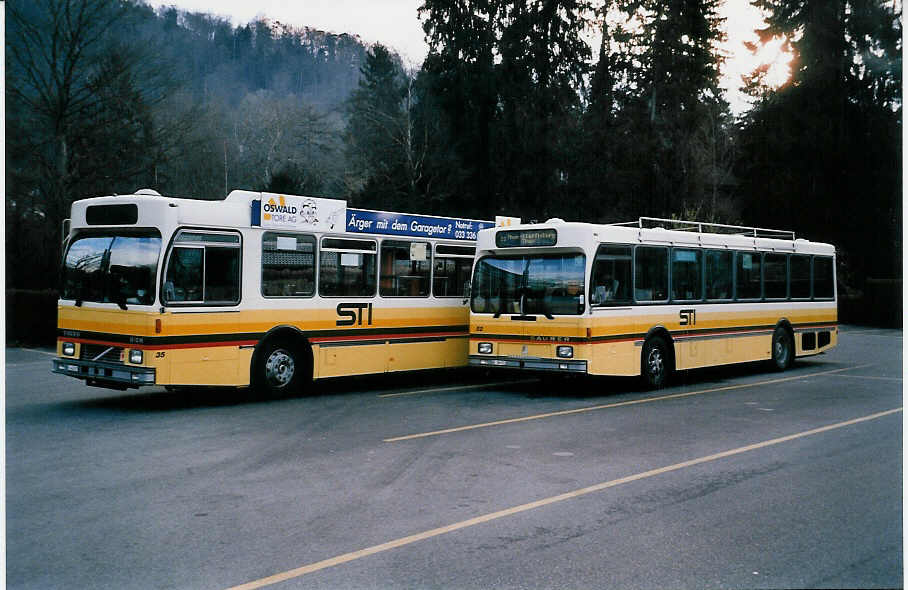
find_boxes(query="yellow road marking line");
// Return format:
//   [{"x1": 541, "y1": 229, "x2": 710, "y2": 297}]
[
  {"x1": 840, "y1": 330, "x2": 903, "y2": 337},
  {"x1": 378, "y1": 379, "x2": 539, "y2": 398},
  {"x1": 824, "y1": 374, "x2": 903, "y2": 382},
  {"x1": 383, "y1": 364, "x2": 875, "y2": 442},
  {"x1": 227, "y1": 407, "x2": 902, "y2": 590}
]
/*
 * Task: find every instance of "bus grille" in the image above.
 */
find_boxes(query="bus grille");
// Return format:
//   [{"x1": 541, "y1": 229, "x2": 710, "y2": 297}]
[{"x1": 80, "y1": 344, "x2": 125, "y2": 365}]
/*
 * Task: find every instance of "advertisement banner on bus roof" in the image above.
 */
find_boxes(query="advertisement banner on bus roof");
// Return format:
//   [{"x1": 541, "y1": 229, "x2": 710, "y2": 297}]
[
  {"x1": 346, "y1": 209, "x2": 494, "y2": 241},
  {"x1": 259, "y1": 193, "x2": 347, "y2": 232}
]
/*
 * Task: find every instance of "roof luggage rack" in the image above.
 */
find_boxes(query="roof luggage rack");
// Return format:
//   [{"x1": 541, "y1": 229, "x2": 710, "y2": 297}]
[{"x1": 609, "y1": 217, "x2": 795, "y2": 240}]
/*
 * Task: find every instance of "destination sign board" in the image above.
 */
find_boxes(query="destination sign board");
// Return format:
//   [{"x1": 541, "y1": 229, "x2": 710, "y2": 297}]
[
  {"x1": 345, "y1": 209, "x2": 494, "y2": 241},
  {"x1": 496, "y1": 229, "x2": 558, "y2": 248}
]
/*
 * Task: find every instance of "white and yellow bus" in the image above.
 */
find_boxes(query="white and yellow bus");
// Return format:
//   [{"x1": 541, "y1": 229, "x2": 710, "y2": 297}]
[
  {"x1": 52, "y1": 189, "x2": 495, "y2": 394},
  {"x1": 468, "y1": 217, "x2": 837, "y2": 387}
]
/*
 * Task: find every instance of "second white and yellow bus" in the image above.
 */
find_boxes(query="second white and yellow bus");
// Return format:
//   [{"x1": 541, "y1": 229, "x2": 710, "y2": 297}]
[
  {"x1": 468, "y1": 217, "x2": 837, "y2": 387},
  {"x1": 52, "y1": 189, "x2": 497, "y2": 395}
]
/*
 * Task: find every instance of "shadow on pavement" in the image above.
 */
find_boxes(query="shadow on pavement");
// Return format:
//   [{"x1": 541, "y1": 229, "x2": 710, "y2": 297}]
[{"x1": 67, "y1": 357, "x2": 839, "y2": 413}]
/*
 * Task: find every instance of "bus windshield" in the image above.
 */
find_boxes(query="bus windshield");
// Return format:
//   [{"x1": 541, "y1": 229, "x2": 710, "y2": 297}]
[
  {"x1": 471, "y1": 254, "x2": 586, "y2": 316},
  {"x1": 62, "y1": 231, "x2": 162, "y2": 306}
]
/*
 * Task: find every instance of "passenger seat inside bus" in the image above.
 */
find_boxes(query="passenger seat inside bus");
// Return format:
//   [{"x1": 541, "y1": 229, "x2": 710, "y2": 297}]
[{"x1": 594, "y1": 279, "x2": 619, "y2": 303}]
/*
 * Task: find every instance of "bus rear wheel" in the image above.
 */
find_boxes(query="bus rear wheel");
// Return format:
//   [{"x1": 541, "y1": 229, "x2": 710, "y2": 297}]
[
  {"x1": 771, "y1": 326, "x2": 794, "y2": 371},
  {"x1": 642, "y1": 336, "x2": 671, "y2": 389},
  {"x1": 255, "y1": 339, "x2": 308, "y2": 397}
]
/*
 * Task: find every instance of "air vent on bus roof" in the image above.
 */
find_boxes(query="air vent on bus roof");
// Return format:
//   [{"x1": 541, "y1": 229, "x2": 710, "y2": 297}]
[
  {"x1": 134, "y1": 188, "x2": 161, "y2": 196},
  {"x1": 545, "y1": 218, "x2": 566, "y2": 224}
]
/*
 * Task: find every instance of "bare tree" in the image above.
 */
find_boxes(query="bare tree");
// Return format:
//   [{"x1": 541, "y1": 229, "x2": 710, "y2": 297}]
[
  {"x1": 229, "y1": 90, "x2": 341, "y2": 194},
  {"x1": 7, "y1": 0, "x2": 132, "y2": 287},
  {"x1": 8, "y1": 0, "x2": 128, "y2": 216},
  {"x1": 6, "y1": 0, "x2": 193, "y2": 287}
]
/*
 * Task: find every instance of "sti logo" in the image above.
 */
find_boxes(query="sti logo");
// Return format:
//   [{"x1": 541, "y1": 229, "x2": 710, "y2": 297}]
[
  {"x1": 679, "y1": 309, "x2": 697, "y2": 326},
  {"x1": 336, "y1": 302, "x2": 373, "y2": 327}
]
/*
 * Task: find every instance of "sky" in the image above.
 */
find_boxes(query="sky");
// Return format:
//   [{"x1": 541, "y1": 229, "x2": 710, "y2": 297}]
[{"x1": 149, "y1": 0, "x2": 791, "y2": 114}]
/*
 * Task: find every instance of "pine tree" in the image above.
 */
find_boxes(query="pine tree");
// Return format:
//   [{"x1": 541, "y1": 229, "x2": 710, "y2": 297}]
[
  {"x1": 345, "y1": 45, "x2": 411, "y2": 209},
  {"x1": 583, "y1": 0, "x2": 730, "y2": 221},
  {"x1": 419, "y1": 0, "x2": 502, "y2": 212},
  {"x1": 737, "y1": 0, "x2": 902, "y2": 283},
  {"x1": 496, "y1": 0, "x2": 592, "y2": 219},
  {"x1": 418, "y1": 0, "x2": 593, "y2": 220}
]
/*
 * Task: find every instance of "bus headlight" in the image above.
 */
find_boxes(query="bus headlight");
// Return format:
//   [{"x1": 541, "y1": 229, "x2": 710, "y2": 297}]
[
  {"x1": 129, "y1": 349, "x2": 144, "y2": 364},
  {"x1": 478, "y1": 342, "x2": 493, "y2": 354},
  {"x1": 62, "y1": 342, "x2": 76, "y2": 357},
  {"x1": 556, "y1": 345, "x2": 574, "y2": 359}
]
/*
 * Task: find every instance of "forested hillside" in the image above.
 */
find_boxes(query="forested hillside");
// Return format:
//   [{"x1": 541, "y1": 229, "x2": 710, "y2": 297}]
[
  {"x1": 5, "y1": 0, "x2": 902, "y2": 330},
  {"x1": 6, "y1": 0, "x2": 375, "y2": 291}
]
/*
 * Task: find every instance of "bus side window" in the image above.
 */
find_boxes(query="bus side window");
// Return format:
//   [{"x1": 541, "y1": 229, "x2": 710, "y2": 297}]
[
  {"x1": 764, "y1": 253, "x2": 788, "y2": 299},
  {"x1": 164, "y1": 231, "x2": 241, "y2": 305},
  {"x1": 262, "y1": 233, "x2": 316, "y2": 297},
  {"x1": 671, "y1": 248, "x2": 702, "y2": 301},
  {"x1": 164, "y1": 247, "x2": 203, "y2": 302},
  {"x1": 433, "y1": 245, "x2": 475, "y2": 297},
  {"x1": 813, "y1": 256, "x2": 835, "y2": 299},
  {"x1": 591, "y1": 245, "x2": 632, "y2": 305},
  {"x1": 205, "y1": 247, "x2": 240, "y2": 303},
  {"x1": 319, "y1": 238, "x2": 377, "y2": 297},
  {"x1": 705, "y1": 250, "x2": 733, "y2": 300},
  {"x1": 380, "y1": 240, "x2": 430, "y2": 297},
  {"x1": 635, "y1": 246, "x2": 668, "y2": 302},
  {"x1": 790, "y1": 255, "x2": 811, "y2": 298},
  {"x1": 736, "y1": 252, "x2": 762, "y2": 300}
]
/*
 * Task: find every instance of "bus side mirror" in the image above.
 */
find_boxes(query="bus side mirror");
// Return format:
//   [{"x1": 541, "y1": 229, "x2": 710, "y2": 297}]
[{"x1": 578, "y1": 293, "x2": 585, "y2": 314}]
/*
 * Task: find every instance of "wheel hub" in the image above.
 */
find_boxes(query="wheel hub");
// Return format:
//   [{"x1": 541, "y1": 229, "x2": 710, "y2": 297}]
[
  {"x1": 648, "y1": 348, "x2": 664, "y2": 376},
  {"x1": 264, "y1": 349, "x2": 295, "y2": 388}
]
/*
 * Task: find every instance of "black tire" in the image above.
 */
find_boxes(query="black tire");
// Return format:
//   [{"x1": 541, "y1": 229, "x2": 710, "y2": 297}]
[
  {"x1": 642, "y1": 336, "x2": 671, "y2": 389},
  {"x1": 254, "y1": 338, "x2": 309, "y2": 397},
  {"x1": 771, "y1": 326, "x2": 794, "y2": 371}
]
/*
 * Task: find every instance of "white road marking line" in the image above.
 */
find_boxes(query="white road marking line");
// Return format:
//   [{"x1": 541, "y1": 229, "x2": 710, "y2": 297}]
[{"x1": 819, "y1": 374, "x2": 902, "y2": 382}]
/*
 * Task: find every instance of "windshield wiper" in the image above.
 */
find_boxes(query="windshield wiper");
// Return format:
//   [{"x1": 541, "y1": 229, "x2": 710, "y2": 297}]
[
  {"x1": 539, "y1": 297, "x2": 554, "y2": 320},
  {"x1": 108, "y1": 272, "x2": 129, "y2": 310},
  {"x1": 74, "y1": 280, "x2": 87, "y2": 307}
]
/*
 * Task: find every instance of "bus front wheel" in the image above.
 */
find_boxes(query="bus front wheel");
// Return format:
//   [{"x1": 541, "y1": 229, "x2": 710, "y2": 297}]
[
  {"x1": 642, "y1": 336, "x2": 671, "y2": 389},
  {"x1": 255, "y1": 339, "x2": 308, "y2": 397}
]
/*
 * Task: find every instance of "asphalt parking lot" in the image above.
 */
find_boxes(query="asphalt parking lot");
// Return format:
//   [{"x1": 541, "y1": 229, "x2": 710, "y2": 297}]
[{"x1": 6, "y1": 326, "x2": 903, "y2": 589}]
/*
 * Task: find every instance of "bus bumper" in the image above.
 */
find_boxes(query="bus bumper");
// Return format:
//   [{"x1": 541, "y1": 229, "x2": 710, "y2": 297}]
[
  {"x1": 52, "y1": 358, "x2": 156, "y2": 389},
  {"x1": 469, "y1": 355, "x2": 588, "y2": 373}
]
